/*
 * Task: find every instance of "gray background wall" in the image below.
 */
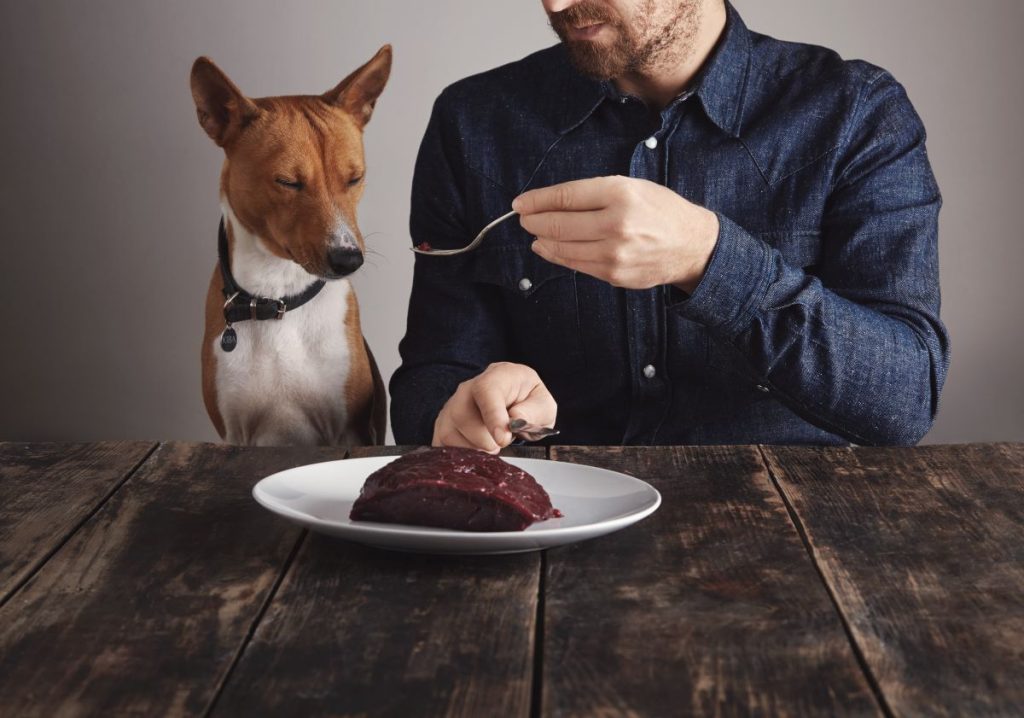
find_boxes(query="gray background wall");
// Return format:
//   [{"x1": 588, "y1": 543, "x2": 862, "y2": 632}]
[{"x1": 1, "y1": 0, "x2": 1020, "y2": 444}]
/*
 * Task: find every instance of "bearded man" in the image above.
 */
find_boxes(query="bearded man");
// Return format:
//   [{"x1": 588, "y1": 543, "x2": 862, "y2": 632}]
[{"x1": 390, "y1": 0, "x2": 949, "y2": 450}]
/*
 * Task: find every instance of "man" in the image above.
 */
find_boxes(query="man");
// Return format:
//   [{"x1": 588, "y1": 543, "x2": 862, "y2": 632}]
[{"x1": 390, "y1": 0, "x2": 949, "y2": 451}]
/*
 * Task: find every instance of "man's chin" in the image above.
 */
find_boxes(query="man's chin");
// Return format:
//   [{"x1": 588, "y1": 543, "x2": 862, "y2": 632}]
[{"x1": 563, "y1": 42, "x2": 626, "y2": 80}]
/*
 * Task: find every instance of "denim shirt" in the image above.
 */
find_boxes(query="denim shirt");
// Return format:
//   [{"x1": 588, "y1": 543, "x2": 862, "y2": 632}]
[{"x1": 390, "y1": 3, "x2": 949, "y2": 447}]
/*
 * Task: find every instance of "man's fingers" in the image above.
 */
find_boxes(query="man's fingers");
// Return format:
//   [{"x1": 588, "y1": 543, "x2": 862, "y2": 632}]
[
  {"x1": 471, "y1": 380, "x2": 514, "y2": 446},
  {"x1": 512, "y1": 177, "x2": 620, "y2": 215},
  {"x1": 453, "y1": 415, "x2": 501, "y2": 452},
  {"x1": 531, "y1": 237, "x2": 609, "y2": 265},
  {"x1": 447, "y1": 397, "x2": 502, "y2": 453},
  {"x1": 435, "y1": 426, "x2": 495, "y2": 453},
  {"x1": 519, "y1": 209, "x2": 610, "y2": 242},
  {"x1": 455, "y1": 425, "x2": 500, "y2": 454},
  {"x1": 434, "y1": 382, "x2": 502, "y2": 453},
  {"x1": 508, "y1": 383, "x2": 558, "y2": 429},
  {"x1": 432, "y1": 422, "x2": 470, "y2": 449},
  {"x1": 434, "y1": 417, "x2": 500, "y2": 453},
  {"x1": 531, "y1": 241, "x2": 621, "y2": 284},
  {"x1": 434, "y1": 363, "x2": 555, "y2": 451}
]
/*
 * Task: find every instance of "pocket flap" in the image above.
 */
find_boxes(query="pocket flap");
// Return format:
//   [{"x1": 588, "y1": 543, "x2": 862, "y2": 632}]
[{"x1": 468, "y1": 245, "x2": 573, "y2": 297}]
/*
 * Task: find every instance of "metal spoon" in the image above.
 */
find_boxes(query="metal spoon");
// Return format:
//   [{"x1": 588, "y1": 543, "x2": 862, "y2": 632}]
[
  {"x1": 509, "y1": 418, "x2": 561, "y2": 442},
  {"x1": 411, "y1": 210, "x2": 518, "y2": 257}
]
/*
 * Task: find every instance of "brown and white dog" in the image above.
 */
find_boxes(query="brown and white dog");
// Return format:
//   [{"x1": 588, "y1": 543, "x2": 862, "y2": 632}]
[{"x1": 190, "y1": 46, "x2": 390, "y2": 447}]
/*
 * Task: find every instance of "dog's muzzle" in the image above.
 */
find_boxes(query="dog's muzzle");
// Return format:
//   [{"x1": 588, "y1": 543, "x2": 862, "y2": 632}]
[{"x1": 326, "y1": 246, "x2": 364, "y2": 277}]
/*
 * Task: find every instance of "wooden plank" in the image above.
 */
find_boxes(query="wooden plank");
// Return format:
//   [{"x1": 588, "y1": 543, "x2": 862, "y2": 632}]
[
  {"x1": 0, "y1": 440, "x2": 157, "y2": 603},
  {"x1": 763, "y1": 443, "x2": 1024, "y2": 717},
  {"x1": 544, "y1": 445, "x2": 881, "y2": 718},
  {"x1": 0, "y1": 441, "x2": 347, "y2": 717},
  {"x1": 340, "y1": 444, "x2": 421, "y2": 458},
  {"x1": 210, "y1": 445, "x2": 546, "y2": 718}
]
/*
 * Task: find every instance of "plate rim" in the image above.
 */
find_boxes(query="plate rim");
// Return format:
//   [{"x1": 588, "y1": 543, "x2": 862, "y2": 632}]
[{"x1": 251, "y1": 454, "x2": 662, "y2": 541}]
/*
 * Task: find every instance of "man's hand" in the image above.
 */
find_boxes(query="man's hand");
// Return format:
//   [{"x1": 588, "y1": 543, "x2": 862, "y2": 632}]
[
  {"x1": 512, "y1": 176, "x2": 720, "y2": 293},
  {"x1": 433, "y1": 362, "x2": 557, "y2": 453}
]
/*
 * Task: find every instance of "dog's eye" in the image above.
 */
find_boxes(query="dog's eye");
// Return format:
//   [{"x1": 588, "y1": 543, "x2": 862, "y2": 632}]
[
  {"x1": 275, "y1": 178, "x2": 303, "y2": 190},
  {"x1": 348, "y1": 174, "x2": 363, "y2": 187}
]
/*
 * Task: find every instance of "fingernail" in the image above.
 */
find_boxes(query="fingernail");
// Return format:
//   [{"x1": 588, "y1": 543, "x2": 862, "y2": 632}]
[{"x1": 512, "y1": 196, "x2": 523, "y2": 212}]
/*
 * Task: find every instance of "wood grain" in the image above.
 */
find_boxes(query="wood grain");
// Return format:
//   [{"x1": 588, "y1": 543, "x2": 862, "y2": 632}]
[
  {"x1": 0, "y1": 441, "x2": 346, "y2": 717},
  {"x1": 210, "y1": 445, "x2": 546, "y2": 718},
  {"x1": 0, "y1": 440, "x2": 157, "y2": 603},
  {"x1": 763, "y1": 443, "x2": 1024, "y2": 717},
  {"x1": 544, "y1": 445, "x2": 881, "y2": 718}
]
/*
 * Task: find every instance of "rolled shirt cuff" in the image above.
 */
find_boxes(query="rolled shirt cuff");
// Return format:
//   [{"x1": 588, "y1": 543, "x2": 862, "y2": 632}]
[{"x1": 669, "y1": 213, "x2": 773, "y2": 338}]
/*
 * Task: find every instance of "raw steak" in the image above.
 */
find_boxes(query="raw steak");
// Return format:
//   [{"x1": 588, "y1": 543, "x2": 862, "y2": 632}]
[{"x1": 349, "y1": 447, "x2": 562, "y2": 531}]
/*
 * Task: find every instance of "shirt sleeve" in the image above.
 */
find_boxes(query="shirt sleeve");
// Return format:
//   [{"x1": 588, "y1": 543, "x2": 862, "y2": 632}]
[
  {"x1": 389, "y1": 92, "x2": 510, "y2": 444},
  {"x1": 672, "y1": 71, "x2": 950, "y2": 445}
]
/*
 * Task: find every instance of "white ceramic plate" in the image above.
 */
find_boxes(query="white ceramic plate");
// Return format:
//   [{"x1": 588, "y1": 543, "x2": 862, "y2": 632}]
[{"x1": 252, "y1": 455, "x2": 661, "y2": 555}]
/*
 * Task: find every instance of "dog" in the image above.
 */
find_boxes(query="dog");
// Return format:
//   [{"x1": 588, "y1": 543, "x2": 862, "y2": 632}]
[{"x1": 190, "y1": 46, "x2": 390, "y2": 447}]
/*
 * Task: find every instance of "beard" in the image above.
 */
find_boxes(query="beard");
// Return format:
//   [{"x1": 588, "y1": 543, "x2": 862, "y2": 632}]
[{"x1": 549, "y1": 0, "x2": 703, "y2": 80}]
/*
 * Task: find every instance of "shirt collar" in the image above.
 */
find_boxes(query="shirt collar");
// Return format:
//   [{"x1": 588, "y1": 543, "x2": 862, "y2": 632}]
[
  {"x1": 549, "y1": 0, "x2": 751, "y2": 138},
  {"x1": 691, "y1": 2, "x2": 751, "y2": 138}
]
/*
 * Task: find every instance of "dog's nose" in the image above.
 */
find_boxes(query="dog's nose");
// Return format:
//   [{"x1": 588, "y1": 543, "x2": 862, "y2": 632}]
[{"x1": 327, "y1": 247, "x2": 364, "y2": 276}]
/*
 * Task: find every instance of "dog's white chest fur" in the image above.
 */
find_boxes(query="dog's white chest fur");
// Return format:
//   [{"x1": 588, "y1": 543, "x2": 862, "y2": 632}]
[{"x1": 214, "y1": 204, "x2": 354, "y2": 446}]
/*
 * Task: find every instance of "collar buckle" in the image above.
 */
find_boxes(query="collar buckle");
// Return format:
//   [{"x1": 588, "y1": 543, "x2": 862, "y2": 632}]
[{"x1": 248, "y1": 296, "x2": 287, "y2": 321}]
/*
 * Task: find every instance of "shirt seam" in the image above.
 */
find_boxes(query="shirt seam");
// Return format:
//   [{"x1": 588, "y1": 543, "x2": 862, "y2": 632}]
[{"x1": 829, "y1": 69, "x2": 894, "y2": 193}]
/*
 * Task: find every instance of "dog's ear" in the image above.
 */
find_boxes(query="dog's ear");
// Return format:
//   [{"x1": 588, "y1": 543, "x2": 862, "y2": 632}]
[
  {"x1": 190, "y1": 57, "x2": 261, "y2": 147},
  {"x1": 321, "y1": 45, "x2": 392, "y2": 128}
]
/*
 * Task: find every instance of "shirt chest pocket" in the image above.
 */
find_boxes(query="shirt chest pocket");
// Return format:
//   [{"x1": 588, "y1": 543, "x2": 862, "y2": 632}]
[{"x1": 467, "y1": 245, "x2": 586, "y2": 378}]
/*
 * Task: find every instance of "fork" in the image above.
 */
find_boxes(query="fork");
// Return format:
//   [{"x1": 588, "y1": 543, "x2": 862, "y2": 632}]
[
  {"x1": 411, "y1": 209, "x2": 518, "y2": 257},
  {"x1": 509, "y1": 418, "x2": 561, "y2": 442}
]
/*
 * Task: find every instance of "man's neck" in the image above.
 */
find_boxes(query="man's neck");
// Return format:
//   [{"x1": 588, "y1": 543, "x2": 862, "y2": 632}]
[{"x1": 613, "y1": 2, "x2": 728, "y2": 110}]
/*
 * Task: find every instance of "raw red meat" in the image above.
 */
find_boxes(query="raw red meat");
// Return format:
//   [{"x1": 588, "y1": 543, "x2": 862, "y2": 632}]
[{"x1": 349, "y1": 447, "x2": 562, "y2": 532}]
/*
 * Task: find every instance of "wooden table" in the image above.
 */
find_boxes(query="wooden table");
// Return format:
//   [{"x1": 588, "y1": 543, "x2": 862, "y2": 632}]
[{"x1": 1, "y1": 442, "x2": 1021, "y2": 717}]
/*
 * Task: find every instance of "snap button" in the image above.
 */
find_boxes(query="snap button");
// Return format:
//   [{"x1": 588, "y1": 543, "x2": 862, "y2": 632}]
[
  {"x1": 644, "y1": 136, "x2": 658, "y2": 149},
  {"x1": 756, "y1": 384, "x2": 770, "y2": 393},
  {"x1": 518, "y1": 277, "x2": 533, "y2": 292},
  {"x1": 643, "y1": 364, "x2": 657, "y2": 379}
]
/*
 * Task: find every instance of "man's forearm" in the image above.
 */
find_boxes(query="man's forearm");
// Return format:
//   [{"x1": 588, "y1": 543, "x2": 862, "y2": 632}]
[{"x1": 675, "y1": 215, "x2": 949, "y2": 446}]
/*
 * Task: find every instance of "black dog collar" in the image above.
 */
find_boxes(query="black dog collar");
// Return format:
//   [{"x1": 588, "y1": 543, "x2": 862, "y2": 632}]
[{"x1": 218, "y1": 218, "x2": 326, "y2": 324}]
